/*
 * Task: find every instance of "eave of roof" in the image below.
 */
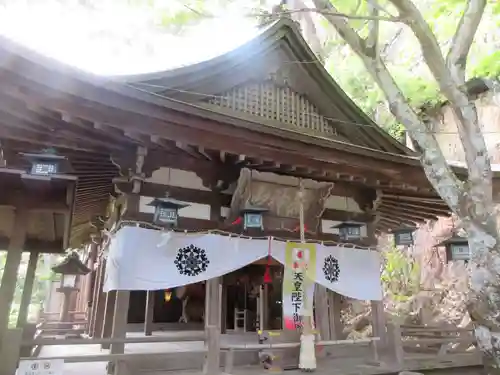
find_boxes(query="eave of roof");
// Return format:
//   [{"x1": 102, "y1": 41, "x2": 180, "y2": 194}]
[
  {"x1": 0, "y1": 30, "x2": 489, "y2": 187},
  {"x1": 0, "y1": 31, "x2": 423, "y2": 169}
]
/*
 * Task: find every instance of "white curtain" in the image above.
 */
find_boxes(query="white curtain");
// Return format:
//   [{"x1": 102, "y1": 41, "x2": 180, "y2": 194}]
[{"x1": 104, "y1": 227, "x2": 383, "y2": 301}]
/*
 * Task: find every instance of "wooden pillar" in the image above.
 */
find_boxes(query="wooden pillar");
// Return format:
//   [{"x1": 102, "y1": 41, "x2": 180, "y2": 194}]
[
  {"x1": 84, "y1": 242, "x2": 98, "y2": 311},
  {"x1": 371, "y1": 300, "x2": 387, "y2": 346},
  {"x1": 327, "y1": 290, "x2": 343, "y2": 339},
  {"x1": 0, "y1": 208, "x2": 28, "y2": 355},
  {"x1": 108, "y1": 291, "x2": 130, "y2": 375},
  {"x1": 0, "y1": 328, "x2": 23, "y2": 375},
  {"x1": 59, "y1": 290, "x2": 73, "y2": 323},
  {"x1": 386, "y1": 323, "x2": 403, "y2": 367},
  {"x1": 16, "y1": 251, "x2": 39, "y2": 328},
  {"x1": 203, "y1": 277, "x2": 221, "y2": 375},
  {"x1": 90, "y1": 257, "x2": 106, "y2": 337},
  {"x1": 220, "y1": 280, "x2": 227, "y2": 333},
  {"x1": 144, "y1": 291, "x2": 155, "y2": 336},
  {"x1": 101, "y1": 290, "x2": 116, "y2": 349},
  {"x1": 258, "y1": 284, "x2": 269, "y2": 330},
  {"x1": 366, "y1": 219, "x2": 387, "y2": 346},
  {"x1": 314, "y1": 284, "x2": 330, "y2": 340}
]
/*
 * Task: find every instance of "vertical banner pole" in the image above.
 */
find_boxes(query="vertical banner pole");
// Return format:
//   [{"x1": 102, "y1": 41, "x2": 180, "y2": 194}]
[{"x1": 297, "y1": 182, "x2": 316, "y2": 372}]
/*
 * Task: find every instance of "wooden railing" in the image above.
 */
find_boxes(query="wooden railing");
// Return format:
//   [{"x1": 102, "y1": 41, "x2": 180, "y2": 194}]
[
  {"x1": 400, "y1": 324, "x2": 476, "y2": 355},
  {"x1": 9, "y1": 328, "x2": 210, "y2": 375},
  {"x1": 222, "y1": 336, "x2": 380, "y2": 373},
  {"x1": 38, "y1": 311, "x2": 87, "y2": 323},
  {"x1": 2, "y1": 323, "x2": 481, "y2": 375},
  {"x1": 387, "y1": 323, "x2": 481, "y2": 371}
]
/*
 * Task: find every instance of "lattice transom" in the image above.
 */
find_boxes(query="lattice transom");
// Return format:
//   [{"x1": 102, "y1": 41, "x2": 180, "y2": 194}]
[{"x1": 207, "y1": 81, "x2": 337, "y2": 135}]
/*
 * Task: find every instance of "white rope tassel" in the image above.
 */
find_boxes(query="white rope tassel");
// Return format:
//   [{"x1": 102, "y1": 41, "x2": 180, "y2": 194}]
[{"x1": 298, "y1": 183, "x2": 316, "y2": 372}]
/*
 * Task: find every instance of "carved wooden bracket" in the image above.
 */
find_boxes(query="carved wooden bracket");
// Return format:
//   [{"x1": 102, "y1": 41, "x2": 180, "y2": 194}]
[
  {"x1": 228, "y1": 168, "x2": 334, "y2": 233},
  {"x1": 196, "y1": 163, "x2": 240, "y2": 191},
  {"x1": 112, "y1": 146, "x2": 147, "y2": 195}
]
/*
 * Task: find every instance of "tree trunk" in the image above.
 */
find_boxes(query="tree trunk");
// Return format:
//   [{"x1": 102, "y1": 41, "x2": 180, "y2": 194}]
[
  {"x1": 310, "y1": 0, "x2": 498, "y2": 372},
  {"x1": 464, "y1": 223, "x2": 500, "y2": 373}
]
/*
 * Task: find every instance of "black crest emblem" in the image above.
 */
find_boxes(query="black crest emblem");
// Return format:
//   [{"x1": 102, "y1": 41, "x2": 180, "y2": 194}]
[
  {"x1": 174, "y1": 244, "x2": 210, "y2": 277},
  {"x1": 323, "y1": 255, "x2": 340, "y2": 283}
]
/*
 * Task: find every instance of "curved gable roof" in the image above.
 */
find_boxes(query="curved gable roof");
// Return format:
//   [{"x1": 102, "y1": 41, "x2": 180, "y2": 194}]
[{"x1": 119, "y1": 18, "x2": 415, "y2": 155}]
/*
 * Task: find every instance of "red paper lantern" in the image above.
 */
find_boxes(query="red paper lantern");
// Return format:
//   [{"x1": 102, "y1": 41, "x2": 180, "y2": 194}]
[{"x1": 263, "y1": 266, "x2": 272, "y2": 284}]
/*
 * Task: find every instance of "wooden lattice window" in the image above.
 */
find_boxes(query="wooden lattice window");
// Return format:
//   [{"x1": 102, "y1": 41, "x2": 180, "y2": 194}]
[{"x1": 208, "y1": 82, "x2": 337, "y2": 135}]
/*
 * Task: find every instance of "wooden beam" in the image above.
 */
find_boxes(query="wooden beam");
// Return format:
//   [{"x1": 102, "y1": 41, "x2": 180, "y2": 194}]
[
  {"x1": 0, "y1": 101, "x2": 125, "y2": 151},
  {"x1": 90, "y1": 258, "x2": 107, "y2": 338},
  {"x1": 130, "y1": 213, "x2": 376, "y2": 246},
  {"x1": 379, "y1": 207, "x2": 438, "y2": 222},
  {"x1": 109, "y1": 290, "x2": 130, "y2": 372},
  {"x1": 380, "y1": 202, "x2": 451, "y2": 220},
  {"x1": 101, "y1": 290, "x2": 116, "y2": 349},
  {"x1": 0, "y1": 121, "x2": 109, "y2": 153},
  {"x1": 144, "y1": 291, "x2": 155, "y2": 336},
  {"x1": 175, "y1": 141, "x2": 203, "y2": 159},
  {"x1": 382, "y1": 193, "x2": 448, "y2": 206},
  {"x1": 115, "y1": 181, "x2": 231, "y2": 206},
  {"x1": 381, "y1": 197, "x2": 450, "y2": 212},
  {"x1": 379, "y1": 216, "x2": 416, "y2": 227},
  {"x1": 116, "y1": 180, "x2": 373, "y2": 223},
  {"x1": 133, "y1": 212, "x2": 336, "y2": 239},
  {"x1": 0, "y1": 237, "x2": 63, "y2": 253},
  {"x1": 114, "y1": 148, "x2": 431, "y2": 197},
  {"x1": 0, "y1": 190, "x2": 71, "y2": 212},
  {"x1": 118, "y1": 182, "x2": 370, "y2": 225},
  {"x1": 16, "y1": 251, "x2": 39, "y2": 328},
  {"x1": 0, "y1": 208, "x2": 28, "y2": 354}
]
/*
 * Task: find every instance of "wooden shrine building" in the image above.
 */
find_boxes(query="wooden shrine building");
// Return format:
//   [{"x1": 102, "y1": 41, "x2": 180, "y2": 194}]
[{"x1": 0, "y1": 17, "x2": 478, "y2": 375}]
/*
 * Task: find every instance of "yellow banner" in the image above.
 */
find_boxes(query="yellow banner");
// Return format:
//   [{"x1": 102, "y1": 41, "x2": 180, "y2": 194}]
[
  {"x1": 284, "y1": 242, "x2": 316, "y2": 280},
  {"x1": 283, "y1": 242, "x2": 316, "y2": 329}
]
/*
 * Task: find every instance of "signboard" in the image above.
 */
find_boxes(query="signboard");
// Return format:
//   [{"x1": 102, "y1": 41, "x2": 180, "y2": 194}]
[
  {"x1": 17, "y1": 359, "x2": 64, "y2": 375},
  {"x1": 282, "y1": 242, "x2": 316, "y2": 330}
]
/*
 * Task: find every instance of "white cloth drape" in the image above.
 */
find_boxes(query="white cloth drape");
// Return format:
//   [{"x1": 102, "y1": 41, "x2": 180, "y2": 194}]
[{"x1": 104, "y1": 227, "x2": 383, "y2": 300}]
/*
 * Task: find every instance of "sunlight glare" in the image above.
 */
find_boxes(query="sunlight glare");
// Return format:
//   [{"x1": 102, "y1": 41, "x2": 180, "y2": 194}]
[{"x1": 0, "y1": 1, "x2": 258, "y2": 76}]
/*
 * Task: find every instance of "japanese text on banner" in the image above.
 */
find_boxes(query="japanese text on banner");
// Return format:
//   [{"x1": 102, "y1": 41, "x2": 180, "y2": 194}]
[{"x1": 283, "y1": 242, "x2": 316, "y2": 330}]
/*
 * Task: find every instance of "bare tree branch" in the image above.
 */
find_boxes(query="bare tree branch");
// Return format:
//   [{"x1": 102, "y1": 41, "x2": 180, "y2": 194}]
[
  {"x1": 388, "y1": 0, "x2": 491, "y2": 206},
  {"x1": 387, "y1": 0, "x2": 451, "y2": 88},
  {"x1": 250, "y1": 7, "x2": 404, "y2": 22},
  {"x1": 311, "y1": 0, "x2": 464, "y2": 212},
  {"x1": 381, "y1": 28, "x2": 403, "y2": 58},
  {"x1": 446, "y1": 0, "x2": 487, "y2": 85},
  {"x1": 182, "y1": 3, "x2": 213, "y2": 18},
  {"x1": 288, "y1": 0, "x2": 325, "y2": 63},
  {"x1": 365, "y1": 0, "x2": 397, "y2": 18},
  {"x1": 365, "y1": 1, "x2": 380, "y2": 58}
]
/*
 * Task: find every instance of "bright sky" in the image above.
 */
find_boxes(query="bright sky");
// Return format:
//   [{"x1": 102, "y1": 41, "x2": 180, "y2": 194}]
[{"x1": 0, "y1": 1, "x2": 260, "y2": 76}]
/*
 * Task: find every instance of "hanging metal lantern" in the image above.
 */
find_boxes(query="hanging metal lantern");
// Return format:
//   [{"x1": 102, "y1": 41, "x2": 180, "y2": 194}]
[
  {"x1": 332, "y1": 221, "x2": 363, "y2": 241},
  {"x1": 240, "y1": 205, "x2": 268, "y2": 230},
  {"x1": 437, "y1": 234, "x2": 469, "y2": 261},
  {"x1": 21, "y1": 149, "x2": 68, "y2": 176},
  {"x1": 148, "y1": 197, "x2": 189, "y2": 226},
  {"x1": 393, "y1": 226, "x2": 417, "y2": 246}
]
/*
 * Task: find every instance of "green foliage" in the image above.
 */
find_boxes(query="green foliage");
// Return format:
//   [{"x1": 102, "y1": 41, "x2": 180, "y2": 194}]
[
  {"x1": 145, "y1": 0, "x2": 499, "y2": 142},
  {"x1": 381, "y1": 246, "x2": 420, "y2": 302},
  {"x1": 0, "y1": 252, "x2": 52, "y2": 328},
  {"x1": 158, "y1": 2, "x2": 207, "y2": 34},
  {"x1": 472, "y1": 50, "x2": 500, "y2": 79}
]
